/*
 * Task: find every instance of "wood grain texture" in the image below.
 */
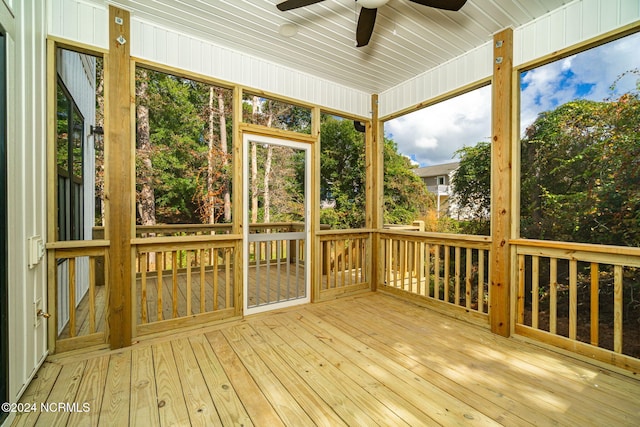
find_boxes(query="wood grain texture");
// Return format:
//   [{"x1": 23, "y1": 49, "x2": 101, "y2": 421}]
[
  {"x1": 489, "y1": 27, "x2": 514, "y2": 337},
  {"x1": 106, "y1": 5, "x2": 133, "y2": 348},
  {"x1": 14, "y1": 293, "x2": 640, "y2": 427}
]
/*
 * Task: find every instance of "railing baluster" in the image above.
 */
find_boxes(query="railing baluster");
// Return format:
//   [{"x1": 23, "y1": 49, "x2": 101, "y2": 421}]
[
  {"x1": 614, "y1": 265, "x2": 623, "y2": 353},
  {"x1": 444, "y1": 246, "x2": 450, "y2": 303},
  {"x1": 386, "y1": 238, "x2": 392, "y2": 286},
  {"x1": 465, "y1": 248, "x2": 472, "y2": 310},
  {"x1": 89, "y1": 256, "x2": 96, "y2": 334},
  {"x1": 590, "y1": 262, "x2": 599, "y2": 346},
  {"x1": 69, "y1": 258, "x2": 76, "y2": 338},
  {"x1": 225, "y1": 248, "x2": 231, "y2": 309},
  {"x1": 172, "y1": 250, "x2": 178, "y2": 318},
  {"x1": 157, "y1": 252, "x2": 164, "y2": 321},
  {"x1": 518, "y1": 254, "x2": 525, "y2": 325},
  {"x1": 569, "y1": 259, "x2": 578, "y2": 340},
  {"x1": 213, "y1": 247, "x2": 219, "y2": 311},
  {"x1": 532, "y1": 255, "x2": 539, "y2": 329},
  {"x1": 199, "y1": 248, "x2": 206, "y2": 313},
  {"x1": 454, "y1": 246, "x2": 460, "y2": 306},
  {"x1": 549, "y1": 258, "x2": 558, "y2": 334},
  {"x1": 434, "y1": 245, "x2": 440, "y2": 300},
  {"x1": 478, "y1": 250, "x2": 484, "y2": 313},
  {"x1": 186, "y1": 251, "x2": 192, "y2": 316},
  {"x1": 347, "y1": 239, "x2": 353, "y2": 287},
  {"x1": 398, "y1": 240, "x2": 407, "y2": 289},
  {"x1": 140, "y1": 252, "x2": 148, "y2": 323}
]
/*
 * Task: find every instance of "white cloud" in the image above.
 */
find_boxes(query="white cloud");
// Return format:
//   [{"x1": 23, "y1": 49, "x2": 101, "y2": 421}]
[
  {"x1": 384, "y1": 85, "x2": 492, "y2": 166},
  {"x1": 387, "y1": 32, "x2": 639, "y2": 166},
  {"x1": 521, "y1": 32, "x2": 640, "y2": 133}
]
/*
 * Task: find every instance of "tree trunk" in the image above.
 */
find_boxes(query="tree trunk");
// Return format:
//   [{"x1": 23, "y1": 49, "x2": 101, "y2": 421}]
[
  {"x1": 207, "y1": 86, "x2": 215, "y2": 224},
  {"x1": 95, "y1": 59, "x2": 105, "y2": 226},
  {"x1": 136, "y1": 69, "x2": 156, "y2": 227},
  {"x1": 263, "y1": 112, "x2": 274, "y2": 224},
  {"x1": 217, "y1": 88, "x2": 231, "y2": 222},
  {"x1": 264, "y1": 147, "x2": 273, "y2": 224},
  {"x1": 251, "y1": 96, "x2": 259, "y2": 223}
]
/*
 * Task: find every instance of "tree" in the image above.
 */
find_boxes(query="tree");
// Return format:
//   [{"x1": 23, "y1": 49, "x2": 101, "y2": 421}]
[
  {"x1": 319, "y1": 116, "x2": 432, "y2": 229},
  {"x1": 521, "y1": 96, "x2": 640, "y2": 246},
  {"x1": 135, "y1": 68, "x2": 156, "y2": 227},
  {"x1": 451, "y1": 90, "x2": 640, "y2": 246},
  {"x1": 383, "y1": 138, "x2": 434, "y2": 225},
  {"x1": 320, "y1": 116, "x2": 367, "y2": 229},
  {"x1": 450, "y1": 141, "x2": 491, "y2": 235}
]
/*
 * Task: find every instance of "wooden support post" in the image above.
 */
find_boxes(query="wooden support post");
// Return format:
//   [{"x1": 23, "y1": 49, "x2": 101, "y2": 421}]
[
  {"x1": 367, "y1": 94, "x2": 382, "y2": 291},
  {"x1": 311, "y1": 106, "x2": 321, "y2": 302},
  {"x1": 106, "y1": 6, "x2": 133, "y2": 348},
  {"x1": 489, "y1": 28, "x2": 514, "y2": 337},
  {"x1": 232, "y1": 86, "x2": 243, "y2": 317}
]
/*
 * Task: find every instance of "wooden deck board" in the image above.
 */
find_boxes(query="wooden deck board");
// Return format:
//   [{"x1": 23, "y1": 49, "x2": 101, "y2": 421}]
[
  {"x1": 129, "y1": 346, "x2": 160, "y2": 427},
  {"x1": 14, "y1": 292, "x2": 640, "y2": 426}
]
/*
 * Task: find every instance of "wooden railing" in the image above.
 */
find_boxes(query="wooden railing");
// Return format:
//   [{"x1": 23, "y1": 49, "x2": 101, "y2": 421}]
[
  {"x1": 96, "y1": 222, "x2": 306, "y2": 271},
  {"x1": 249, "y1": 222, "x2": 305, "y2": 266},
  {"x1": 130, "y1": 223, "x2": 305, "y2": 334},
  {"x1": 513, "y1": 239, "x2": 640, "y2": 372},
  {"x1": 379, "y1": 231, "x2": 491, "y2": 325},
  {"x1": 132, "y1": 234, "x2": 240, "y2": 336},
  {"x1": 48, "y1": 240, "x2": 109, "y2": 352},
  {"x1": 318, "y1": 230, "x2": 372, "y2": 300}
]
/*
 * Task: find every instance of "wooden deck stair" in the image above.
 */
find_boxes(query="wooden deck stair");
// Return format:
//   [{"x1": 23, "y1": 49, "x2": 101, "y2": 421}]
[{"x1": 14, "y1": 293, "x2": 640, "y2": 426}]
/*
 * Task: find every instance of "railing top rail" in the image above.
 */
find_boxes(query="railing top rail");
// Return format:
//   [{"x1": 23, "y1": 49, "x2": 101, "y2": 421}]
[
  {"x1": 317, "y1": 228, "x2": 374, "y2": 236},
  {"x1": 132, "y1": 234, "x2": 242, "y2": 247},
  {"x1": 248, "y1": 222, "x2": 304, "y2": 228},
  {"x1": 511, "y1": 238, "x2": 640, "y2": 258},
  {"x1": 46, "y1": 239, "x2": 110, "y2": 250},
  {"x1": 380, "y1": 229, "x2": 491, "y2": 245}
]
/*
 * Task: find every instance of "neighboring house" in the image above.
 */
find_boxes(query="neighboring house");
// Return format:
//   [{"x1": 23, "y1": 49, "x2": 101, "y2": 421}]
[{"x1": 413, "y1": 161, "x2": 459, "y2": 218}]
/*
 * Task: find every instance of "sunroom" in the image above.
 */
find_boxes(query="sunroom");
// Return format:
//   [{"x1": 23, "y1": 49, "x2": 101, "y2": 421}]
[{"x1": 2, "y1": 0, "x2": 640, "y2": 425}]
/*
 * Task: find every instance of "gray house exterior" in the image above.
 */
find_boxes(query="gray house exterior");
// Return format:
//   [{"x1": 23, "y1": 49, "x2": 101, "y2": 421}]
[{"x1": 413, "y1": 161, "x2": 459, "y2": 218}]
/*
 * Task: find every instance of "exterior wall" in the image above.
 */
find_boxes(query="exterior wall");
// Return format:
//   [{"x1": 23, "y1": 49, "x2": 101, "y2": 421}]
[
  {"x1": 379, "y1": 0, "x2": 640, "y2": 118},
  {"x1": 48, "y1": 0, "x2": 371, "y2": 118},
  {"x1": 2, "y1": 0, "x2": 48, "y2": 420},
  {"x1": 55, "y1": 49, "x2": 96, "y2": 334}
]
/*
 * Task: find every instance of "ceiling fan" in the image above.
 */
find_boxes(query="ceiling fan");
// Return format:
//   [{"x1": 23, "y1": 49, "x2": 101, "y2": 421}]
[{"x1": 276, "y1": 0, "x2": 467, "y2": 47}]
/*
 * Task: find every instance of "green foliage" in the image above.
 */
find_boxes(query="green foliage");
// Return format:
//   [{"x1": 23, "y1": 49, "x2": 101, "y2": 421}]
[
  {"x1": 319, "y1": 116, "x2": 433, "y2": 229},
  {"x1": 136, "y1": 70, "x2": 234, "y2": 224},
  {"x1": 139, "y1": 71, "x2": 209, "y2": 223},
  {"x1": 134, "y1": 79, "x2": 444, "y2": 230},
  {"x1": 451, "y1": 141, "x2": 491, "y2": 235},
  {"x1": 521, "y1": 96, "x2": 640, "y2": 246},
  {"x1": 383, "y1": 138, "x2": 434, "y2": 225},
  {"x1": 452, "y1": 90, "x2": 640, "y2": 246},
  {"x1": 319, "y1": 116, "x2": 366, "y2": 229}
]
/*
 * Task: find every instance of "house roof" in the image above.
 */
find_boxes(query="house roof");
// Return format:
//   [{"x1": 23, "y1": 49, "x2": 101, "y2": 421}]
[
  {"x1": 106, "y1": 0, "x2": 571, "y2": 94},
  {"x1": 413, "y1": 161, "x2": 459, "y2": 178}
]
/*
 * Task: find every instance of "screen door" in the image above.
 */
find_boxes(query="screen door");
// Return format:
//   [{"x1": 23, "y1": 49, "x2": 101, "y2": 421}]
[{"x1": 243, "y1": 133, "x2": 310, "y2": 315}]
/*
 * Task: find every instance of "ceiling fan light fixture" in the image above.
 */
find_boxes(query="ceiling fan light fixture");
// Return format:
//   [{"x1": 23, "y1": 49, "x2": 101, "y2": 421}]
[
  {"x1": 278, "y1": 23, "x2": 298, "y2": 37},
  {"x1": 357, "y1": 0, "x2": 389, "y2": 8}
]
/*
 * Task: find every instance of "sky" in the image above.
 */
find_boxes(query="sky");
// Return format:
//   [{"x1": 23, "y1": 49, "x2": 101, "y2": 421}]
[{"x1": 385, "y1": 31, "x2": 640, "y2": 167}]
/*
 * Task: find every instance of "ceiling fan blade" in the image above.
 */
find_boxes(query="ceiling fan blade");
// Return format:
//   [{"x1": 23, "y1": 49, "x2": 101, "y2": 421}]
[
  {"x1": 356, "y1": 7, "x2": 377, "y2": 47},
  {"x1": 276, "y1": 0, "x2": 326, "y2": 12},
  {"x1": 408, "y1": 0, "x2": 467, "y2": 11}
]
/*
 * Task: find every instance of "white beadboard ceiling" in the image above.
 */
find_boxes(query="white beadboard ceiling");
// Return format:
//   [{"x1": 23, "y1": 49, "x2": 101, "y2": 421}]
[{"x1": 107, "y1": 0, "x2": 571, "y2": 94}]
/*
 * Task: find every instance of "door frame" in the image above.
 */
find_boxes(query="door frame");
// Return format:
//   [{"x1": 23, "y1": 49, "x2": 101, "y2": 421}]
[
  {"x1": 0, "y1": 26, "x2": 9, "y2": 421},
  {"x1": 242, "y1": 132, "x2": 311, "y2": 315}
]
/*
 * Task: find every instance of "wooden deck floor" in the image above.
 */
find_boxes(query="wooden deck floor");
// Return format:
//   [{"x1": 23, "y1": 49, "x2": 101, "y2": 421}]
[{"x1": 14, "y1": 292, "x2": 640, "y2": 426}]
